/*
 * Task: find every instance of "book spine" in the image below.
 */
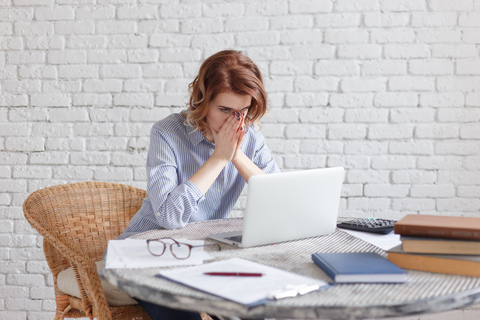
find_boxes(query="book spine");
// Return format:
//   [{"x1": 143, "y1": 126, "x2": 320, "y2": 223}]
[
  {"x1": 387, "y1": 252, "x2": 480, "y2": 277},
  {"x1": 394, "y1": 225, "x2": 480, "y2": 241},
  {"x1": 312, "y1": 254, "x2": 337, "y2": 281}
]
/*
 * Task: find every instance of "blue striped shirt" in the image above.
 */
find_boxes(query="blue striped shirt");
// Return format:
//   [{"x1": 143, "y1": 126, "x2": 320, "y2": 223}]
[{"x1": 119, "y1": 113, "x2": 279, "y2": 239}]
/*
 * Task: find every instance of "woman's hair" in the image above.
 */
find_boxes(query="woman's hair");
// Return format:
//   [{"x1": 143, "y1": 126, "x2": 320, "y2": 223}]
[{"x1": 183, "y1": 50, "x2": 268, "y2": 135}]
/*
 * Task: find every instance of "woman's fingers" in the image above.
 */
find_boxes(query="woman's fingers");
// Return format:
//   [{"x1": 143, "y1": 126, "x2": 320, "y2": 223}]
[{"x1": 220, "y1": 112, "x2": 242, "y2": 138}]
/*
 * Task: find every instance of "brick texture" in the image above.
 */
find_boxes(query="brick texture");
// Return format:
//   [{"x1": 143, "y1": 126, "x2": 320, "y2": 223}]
[{"x1": 1, "y1": 0, "x2": 480, "y2": 319}]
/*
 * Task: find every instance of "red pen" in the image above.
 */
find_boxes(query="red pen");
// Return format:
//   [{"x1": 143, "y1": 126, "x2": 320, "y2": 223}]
[{"x1": 203, "y1": 272, "x2": 264, "y2": 277}]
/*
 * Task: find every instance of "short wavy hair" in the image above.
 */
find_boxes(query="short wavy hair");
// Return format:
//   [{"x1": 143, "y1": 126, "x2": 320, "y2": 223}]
[{"x1": 183, "y1": 50, "x2": 268, "y2": 135}]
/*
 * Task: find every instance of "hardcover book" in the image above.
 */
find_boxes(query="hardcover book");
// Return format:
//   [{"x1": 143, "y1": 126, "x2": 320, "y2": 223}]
[
  {"x1": 388, "y1": 245, "x2": 480, "y2": 277},
  {"x1": 394, "y1": 214, "x2": 480, "y2": 241},
  {"x1": 401, "y1": 236, "x2": 480, "y2": 255},
  {"x1": 311, "y1": 252, "x2": 407, "y2": 283}
]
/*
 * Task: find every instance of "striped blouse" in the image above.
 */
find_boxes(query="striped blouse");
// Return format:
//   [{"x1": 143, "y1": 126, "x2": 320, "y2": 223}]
[{"x1": 119, "y1": 113, "x2": 279, "y2": 239}]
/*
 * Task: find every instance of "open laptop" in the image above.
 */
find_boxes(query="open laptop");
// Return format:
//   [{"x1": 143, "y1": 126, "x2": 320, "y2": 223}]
[{"x1": 208, "y1": 167, "x2": 345, "y2": 248}]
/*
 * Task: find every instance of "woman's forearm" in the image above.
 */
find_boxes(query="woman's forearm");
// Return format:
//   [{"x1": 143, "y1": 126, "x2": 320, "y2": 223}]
[
  {"x1": 188, "y1": 154, "x2": 229, "y2": 195},
  {"x1": 232, "y1": 150, "x2": 265, "y2": 183}
]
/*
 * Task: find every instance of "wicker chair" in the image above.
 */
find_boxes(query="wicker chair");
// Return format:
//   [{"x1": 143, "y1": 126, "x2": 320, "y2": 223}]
[{"x1": 23, "y1": 181, "x2": 151, "y2": 320}]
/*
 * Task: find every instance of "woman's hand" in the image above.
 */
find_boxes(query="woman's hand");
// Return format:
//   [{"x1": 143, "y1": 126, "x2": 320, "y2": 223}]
[{"x1": 211, "y1": 111, "x2": 245, "y2": 162}]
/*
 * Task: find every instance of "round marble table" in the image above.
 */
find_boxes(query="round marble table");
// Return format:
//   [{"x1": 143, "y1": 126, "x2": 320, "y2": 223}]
[{"x1": 102, "y1": 218, "x2": 480, "y2": 320}]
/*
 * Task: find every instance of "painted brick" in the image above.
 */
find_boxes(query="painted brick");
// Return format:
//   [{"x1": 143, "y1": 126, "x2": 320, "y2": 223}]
[
  {"x1": 341, "y1": 78, "x2": 386, "y2": 92},
  {"x1": 67, "y1": 35, "x2": 106, "y2": 49},
  {"x1": 390, "y1": 108, "x2": 435, "y2": 123},
  {"x1": 14, "y1": 21, "x2": 54, "y2": 37},
  {"x1": 344, "y1": 141, "x2": 389, "y2": 155},
  {"x1": 294, "y1": 76, "x2": 338, "y2": 92},
  {"x1": 76, "y1": 7, "x2": 115, "y2": 20},
  {"x1": 290, "y1": 0, "x2": 333, "y2": 13},
  {"x1": 411, "y1": 13, "x2": 457, "y2": 27},
  {"x1": 54, "y1": 21, "x2": 95, "y2": 35},
  {"x1": 25, "y1": 36, "x2": 64, "y2": 50},
  {"x1": 337, "y1": 44, "x2": 382, "y2": 59},
  {"x1": 117, "y1": 5, "x2": 158, "y2": 20},
  {"x1": 328, "y1": 124, "x2": 366, "y2": 140},
  {"x1": 363, "y1": 13, "x2": 410, "y2": 27},
  {"x1": 237, "y1": 31, "x2": 280, "y2": 47},
  {"x1": 384, "y1": 44, "x2": 429, "y2": 58},
  {"x1": 345, "y1": 109, "x2": 389, "y2": 123},
  {"x1": 94, "y1": 167, "x2": 134, "y2": 181},
  {"x1": 34, "y1": 6, "x2": 74, "y2": 20},
  {"x1": 73, "y1": 93, "x2": 112, "y2": 106},
  {"x1": 417, "y1": 156, "x2": 463, "y2": 170},
  {"x1": 457, "y1": 60, "x2": 480, "y2": 75},
  {"x1": 272, "y1": 15, "x2": 314, "y2": 29},
  {"x1": 87, "y1": 50, "x2": 127, "y2": 64},
  {"x1": 362, "y1": 61, "x2": 407, "y2": 76},
  {"x1": 224, "y1": 17, "x2": 268, "y2": 32},
  {"x1": 283, "y1": 154, "x2": 327, "y2": 169},
  {"x1": 389, "y1": 141, "x2": 434, "y2": 155},
  {"x1": 108, "y1": 35, "x2": 148, "y2": 49},
  {"x1": 329, "y1": 93, "x2": 373, "y2": 108},
  {"x1": 371, "y1": 156, "x2": 416, "y2": 169},
  {"x1": 368, "y1": 125, "x2": 414, "y2": 139},
  {"x1": 5, "y1": 137, "x2": 44, "y2": 152},
  {"x1": 282, "y1": 30, "x2": 324, "y2": 45},
  {"x1": 70, "y1": 152, "x2": 110, "y2": 165},
  {"x1": 374, "y1": 92, "x2": 418, "y2": 107},
  {"x1": 334, "y1": 0, "x2": 380, "y2": 12},
  {"x1": 285, "y1": 92, "x2": 328, "y2": 107},
  {"x1": 389, "y1": 77, "x2": 435, "y2": 91},
  {"x1": 432, "y1": 44, "x2": 478, "y2": 58}
]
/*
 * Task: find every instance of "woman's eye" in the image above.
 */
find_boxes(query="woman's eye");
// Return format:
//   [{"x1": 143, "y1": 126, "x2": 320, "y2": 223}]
[{"x1": 220, "y1": 108, "x2": 230, "y2": 113}]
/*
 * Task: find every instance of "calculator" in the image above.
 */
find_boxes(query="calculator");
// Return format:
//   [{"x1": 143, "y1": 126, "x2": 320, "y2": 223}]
[{"x1": 337, "y1": 218, "x2": 396, "y2": 234}]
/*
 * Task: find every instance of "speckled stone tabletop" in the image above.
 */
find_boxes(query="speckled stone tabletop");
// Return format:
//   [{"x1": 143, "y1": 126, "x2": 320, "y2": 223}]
[{"x1": 102, "y1": 218, "x2": 480, "y2": 320}]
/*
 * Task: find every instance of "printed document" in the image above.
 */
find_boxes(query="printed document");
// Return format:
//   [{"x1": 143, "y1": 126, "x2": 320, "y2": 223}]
[
  {"x1": 157, "y1": 257, "x2": 330, "y2": 307},
  {"x1": 105, "y1": 239, "x2": 213, "y2": 269}
]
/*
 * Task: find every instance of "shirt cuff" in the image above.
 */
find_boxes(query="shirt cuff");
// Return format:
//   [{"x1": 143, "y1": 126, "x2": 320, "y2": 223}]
[{"x1": 183, "y1": 179, "x2": 205, "y2": 204}]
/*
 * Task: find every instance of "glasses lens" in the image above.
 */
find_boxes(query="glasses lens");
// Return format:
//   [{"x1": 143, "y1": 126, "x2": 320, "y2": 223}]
[
  {"x1": 170, "y1": 243, "x2": 191, "y2": 260},
  {"x1": 148, "y1": 240, "x2": 166, "y2": 256}
]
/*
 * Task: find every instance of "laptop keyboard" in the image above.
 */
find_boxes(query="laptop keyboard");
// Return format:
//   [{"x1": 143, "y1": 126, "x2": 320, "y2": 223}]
[{"x1": 226, "y1": 235, "x2": 243, "y2": 242}]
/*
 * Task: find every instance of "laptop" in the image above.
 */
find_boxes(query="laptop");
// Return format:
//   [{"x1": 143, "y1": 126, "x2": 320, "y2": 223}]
[{"x1": 208, "y1": 167, "x2": 345, "y2": 248}]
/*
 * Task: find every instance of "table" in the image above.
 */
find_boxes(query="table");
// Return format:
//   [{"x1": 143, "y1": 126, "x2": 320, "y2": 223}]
[{"x1": 102, "y1": 218, "x2": 480, "y2": 320}]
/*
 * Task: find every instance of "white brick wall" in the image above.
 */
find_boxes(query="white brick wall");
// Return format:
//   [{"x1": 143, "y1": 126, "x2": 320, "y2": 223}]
[{"x1": 1, "y1": 0, "x2": 480, "y2": 319}]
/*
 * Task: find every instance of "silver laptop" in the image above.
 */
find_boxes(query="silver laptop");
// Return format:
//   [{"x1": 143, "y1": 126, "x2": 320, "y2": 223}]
[{"x1": 208, "y1": 167, "x2": 345, "y2": 248}]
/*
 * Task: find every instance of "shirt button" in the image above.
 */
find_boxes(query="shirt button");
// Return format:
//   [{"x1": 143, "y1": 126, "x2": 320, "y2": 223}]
[
  {"x1": 217, "y1": 189, "x2": 221, "y2": 193},
  {"x1": 156, "y1": 212, "x2": 160, "y2": 217}
]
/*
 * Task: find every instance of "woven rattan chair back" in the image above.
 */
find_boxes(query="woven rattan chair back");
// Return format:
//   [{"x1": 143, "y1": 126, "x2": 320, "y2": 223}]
[{"x1": 23, "y1": 181, "x2": 150, "y2": 320}]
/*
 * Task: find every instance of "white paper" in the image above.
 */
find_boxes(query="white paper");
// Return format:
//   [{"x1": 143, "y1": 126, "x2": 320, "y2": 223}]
[
  {"x1": 105, "y1": 238, "x2": 214, "y2": 269},
  {"x1": 341, "y1": 229, "x2": 401, "y2": 251},
  {"x1": 158, "y1": 258, "x2": 330, "y2": 306}
]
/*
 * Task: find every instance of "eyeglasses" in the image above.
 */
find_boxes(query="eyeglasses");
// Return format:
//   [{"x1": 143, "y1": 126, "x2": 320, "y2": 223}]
[{"x1": 146, "y1": 238, "x2": 221, "y2": 260}]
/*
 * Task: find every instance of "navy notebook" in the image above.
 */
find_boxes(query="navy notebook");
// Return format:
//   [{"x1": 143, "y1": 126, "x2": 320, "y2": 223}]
[{"x1": 312, "y1": 252, "x2": 407, "y2": 283}]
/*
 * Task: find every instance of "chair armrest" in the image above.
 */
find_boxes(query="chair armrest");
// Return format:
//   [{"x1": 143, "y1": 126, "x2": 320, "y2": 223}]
[{"x1": 37, "y1": 226, "x2": 113, "y2": 320}]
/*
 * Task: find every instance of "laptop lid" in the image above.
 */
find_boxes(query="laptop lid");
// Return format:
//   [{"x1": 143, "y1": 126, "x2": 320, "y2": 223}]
[{"x1": 230, "y1": 167, "x2": 344, "y2": 247}]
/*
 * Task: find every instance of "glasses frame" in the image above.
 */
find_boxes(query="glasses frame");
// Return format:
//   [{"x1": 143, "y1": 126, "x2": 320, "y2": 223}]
[{"x1": 146, "y1": 237, "x2": 221, "y2": 260}]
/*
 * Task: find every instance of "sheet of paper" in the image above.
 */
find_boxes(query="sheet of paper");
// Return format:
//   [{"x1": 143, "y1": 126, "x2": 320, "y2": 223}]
[
  {"x1": 105, "y1": 238, "x2": 213, "y2": 269},
  {"x1": 157, "y1": 257, "x2": 330, "y2": 307},
  {"x1": 341, "y1": 229, "x2": 401, "y2": 251}
]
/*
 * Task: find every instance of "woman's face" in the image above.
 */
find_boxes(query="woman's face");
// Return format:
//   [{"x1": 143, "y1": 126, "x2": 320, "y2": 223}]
[{"x1": 205, "y1": 90, "x2": 251, "y2": 138}]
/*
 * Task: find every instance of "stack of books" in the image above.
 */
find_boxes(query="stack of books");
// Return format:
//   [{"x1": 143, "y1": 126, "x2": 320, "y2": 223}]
[{"x1": 387, "y1": 214, "x2": 480, "y2": 277}]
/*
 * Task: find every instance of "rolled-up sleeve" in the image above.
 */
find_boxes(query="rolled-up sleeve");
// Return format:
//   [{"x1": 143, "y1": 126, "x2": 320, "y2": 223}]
[
  {"x1": 252, "y1": 130, "x2": 280, "y2": 174},
  {"x1": 147, "y1": 128, "x2": 205, "y2": 229}
]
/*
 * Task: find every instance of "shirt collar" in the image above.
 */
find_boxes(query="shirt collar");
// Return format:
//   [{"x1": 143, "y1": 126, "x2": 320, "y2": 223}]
[{"x1": 186, "y1": 123, "x2": 212, "y2": 147}]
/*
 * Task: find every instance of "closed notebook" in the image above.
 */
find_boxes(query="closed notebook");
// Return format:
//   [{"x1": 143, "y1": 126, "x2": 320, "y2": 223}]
[{"x1": 312, "y1": 252, "x2": 407, "y2": 283}]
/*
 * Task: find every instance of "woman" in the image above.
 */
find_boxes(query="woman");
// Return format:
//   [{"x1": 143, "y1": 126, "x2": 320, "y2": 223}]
[{"x1": 119, "y1": 50, "x2": 279, "y2": 319}]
